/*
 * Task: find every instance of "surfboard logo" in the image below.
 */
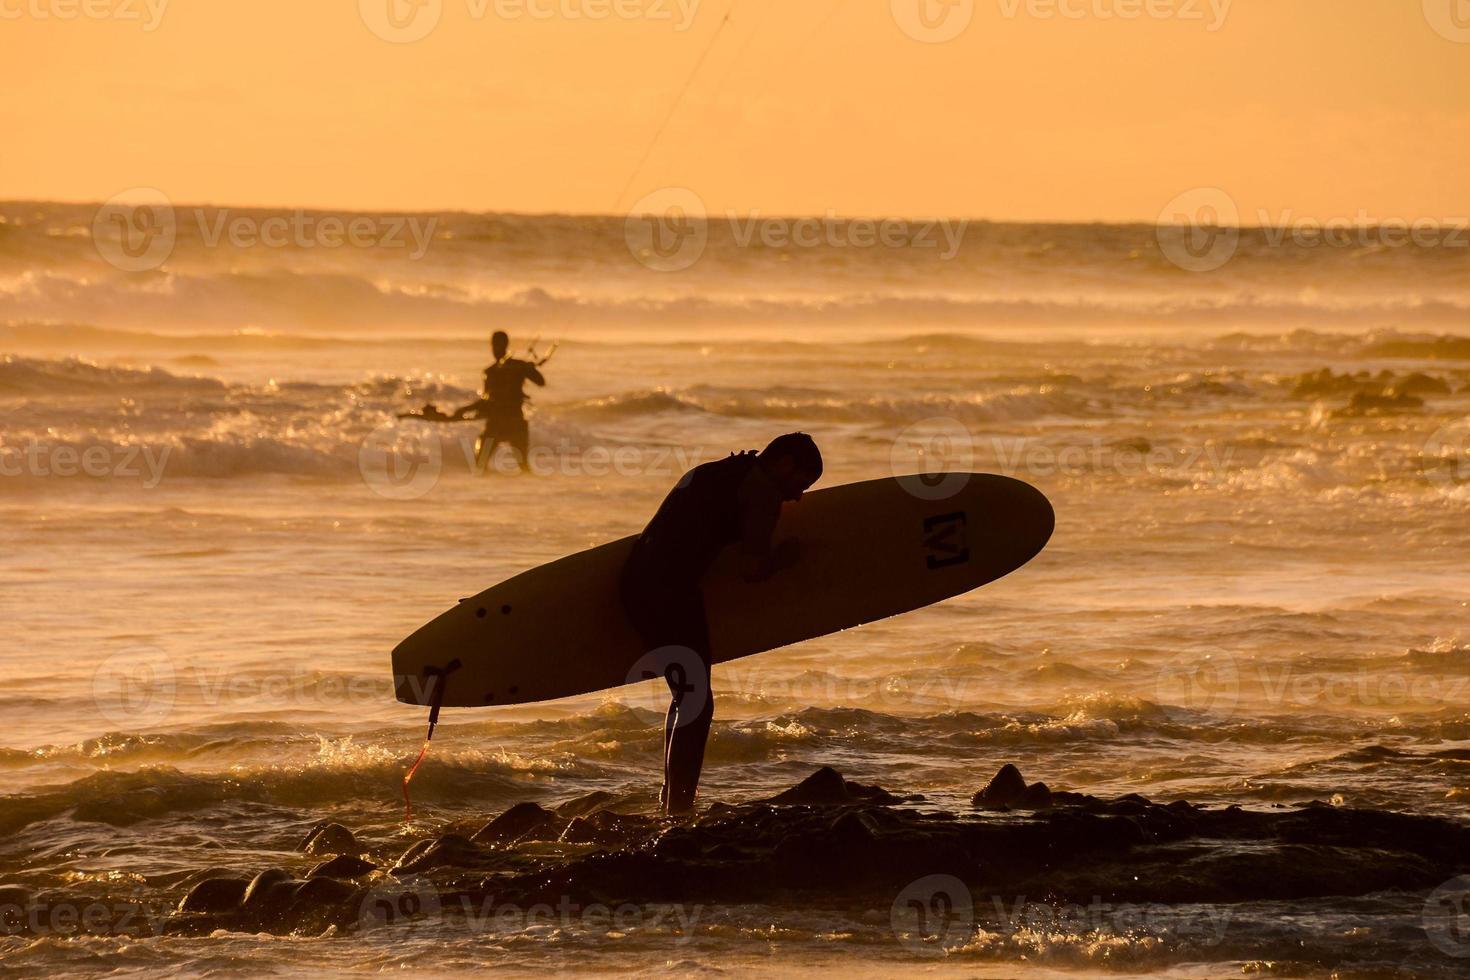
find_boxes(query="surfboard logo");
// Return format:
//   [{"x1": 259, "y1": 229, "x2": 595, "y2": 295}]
[{"x1": 922, "y1": 512, "x2": 969, "y2": 570}]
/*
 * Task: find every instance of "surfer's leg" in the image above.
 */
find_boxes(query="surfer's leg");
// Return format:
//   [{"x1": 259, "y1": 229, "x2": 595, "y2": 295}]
[
  {"x1": 663, "y1": 660, "x2": 712, "y2": 814},
  {"x1": 660, "y1": 697, "x2": 677, "y2": 809},
  {"x1": 475, "y1": 427, "x2": 499, "y2": 474},
  {"x1": 509, "y1": 417, "x2": 532, "y2": 474},
  {"x1": 662, "y1": 599, "x2": 713, "y2": 815}
]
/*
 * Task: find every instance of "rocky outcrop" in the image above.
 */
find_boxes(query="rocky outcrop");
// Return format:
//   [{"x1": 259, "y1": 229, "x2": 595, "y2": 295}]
[{"x1": 143, "y1": 764, "x2": 1470, "y2": 938}]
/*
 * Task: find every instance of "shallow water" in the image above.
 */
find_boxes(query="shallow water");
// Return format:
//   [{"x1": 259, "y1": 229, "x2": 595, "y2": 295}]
[{"x1": 2, "y1": 205, "x2": 1469, "y2": 976}]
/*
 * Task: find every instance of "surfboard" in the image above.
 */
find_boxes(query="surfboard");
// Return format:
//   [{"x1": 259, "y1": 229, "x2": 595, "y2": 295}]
[{"x1": 392, "y1": 473, "x2": 1053, "y2": 708}]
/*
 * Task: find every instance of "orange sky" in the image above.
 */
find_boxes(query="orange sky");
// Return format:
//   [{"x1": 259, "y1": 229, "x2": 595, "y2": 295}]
[{"x1": 1, "y1": 0, "x2": 1467, "y2": 221}]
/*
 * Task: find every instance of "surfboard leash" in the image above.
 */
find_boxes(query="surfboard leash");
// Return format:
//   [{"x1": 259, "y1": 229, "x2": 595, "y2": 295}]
[{"x1": 402, "y1": 658, "x2": 462, "y2": 824}]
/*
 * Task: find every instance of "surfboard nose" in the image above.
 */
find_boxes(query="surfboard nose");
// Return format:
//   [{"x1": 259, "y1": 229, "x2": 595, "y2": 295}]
[{"x1": 983, "y1": 474, "x2": 1055, "y2": 565}]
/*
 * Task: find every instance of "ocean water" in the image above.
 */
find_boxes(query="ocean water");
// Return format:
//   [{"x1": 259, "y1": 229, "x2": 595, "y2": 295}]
[{"x1": 1, "y1": 203, "x2": 1469, "y2": 976}]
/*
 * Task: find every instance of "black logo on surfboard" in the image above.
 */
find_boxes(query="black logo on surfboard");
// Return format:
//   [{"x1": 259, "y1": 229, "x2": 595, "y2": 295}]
[{"x1": 923, "y1": 512, "x2": 969, "y2": 570}]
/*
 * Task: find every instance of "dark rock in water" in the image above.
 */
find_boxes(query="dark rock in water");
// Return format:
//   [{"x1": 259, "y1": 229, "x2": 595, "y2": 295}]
[
  {"x1": 291, "y1": 876, "x2": 359, "y2": 907},
  {"x1": 392, "y1": 834, "x2": 482, "y2": 875},
  {"x1": 1335, "y1": 389, "x2": 1423, "y2": 417},
  {"x1": 828, "y1": 808, "x2": 882, "y2": 846},
  {"x1": 1016, "y1": 781, "x2": 1053, "y2": 809},
  {"x1": 178, "y1": 766, "x2": 1470, "y2": 937},
  {"x1": 973, "y1": 764, "x2": 1028, "y2": 808},
  {"x1": 557, "y1": 790, "x2": 619, "y2": 819},
  {"x1": 472, "y1": 801, "x2": 561, "y2": 845},
  {"x1": 300, "y1": 823, "x2": 364, "y2": 856},
  {"x1": 561, "y1": 809, "x2": 652, "y2": 846},
  {"x1": 307, "y1": 855, "x2": 376, "y2": 880},
  {"x1": 240, "y1": 869, "x2": 293, "y2": 910},
  {"x1": 1397, "y1": 372, "x2": 1451, "y2": 395},
  {"x1": 972, "y1": 765, "x2": 1053, "y2": 810},
  {"x1": 177, "y1": 876, "x2": 249, "y2": 914},
  {"x1": 650, "y1": 826, "x2": 702, "y2": 860},
  {"x1": 767, "y1": 766, "x2": 899, "y2": 806}
]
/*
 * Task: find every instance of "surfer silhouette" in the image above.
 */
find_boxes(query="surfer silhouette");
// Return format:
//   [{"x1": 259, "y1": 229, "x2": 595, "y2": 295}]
[
  {"x1": 621, "y1": 433, "x2": 823, "y2": 815},
  {"x1": 465, "y1": 331, "x2": 546, "y2": 474}
]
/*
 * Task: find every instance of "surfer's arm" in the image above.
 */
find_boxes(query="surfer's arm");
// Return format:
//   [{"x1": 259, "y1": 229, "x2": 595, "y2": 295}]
[
  {"x1": 447, "y1": 399, "x2": 485, "y2": 420},
  {"x1": 737, "y1": 493, "x2": 788, "y2": 583},
  {"x1": 525, "y1": 363, "x2": 546, "y2": 387}
]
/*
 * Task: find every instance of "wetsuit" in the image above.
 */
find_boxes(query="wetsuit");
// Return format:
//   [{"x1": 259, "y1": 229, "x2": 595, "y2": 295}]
[
  {"x1": 477, "y1": 358, "x2": 543, "y2": 472},
  {"x1": 620, "y1": 451, "x2": 784, "y2": 813}
]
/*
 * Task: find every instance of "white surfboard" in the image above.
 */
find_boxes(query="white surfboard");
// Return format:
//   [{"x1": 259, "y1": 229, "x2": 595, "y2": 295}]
[{"x1": 392, "y1": 474, "x2": 1053, "y2": 708}]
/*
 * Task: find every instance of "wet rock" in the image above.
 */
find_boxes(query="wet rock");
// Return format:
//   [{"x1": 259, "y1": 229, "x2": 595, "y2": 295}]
[
  {"x1": 560, "y1": 809, "x2": 650, "y2": 846},
  {"x1": 472, "y1": 802, "x2": 561, "y2": 845},
  {"x1": 190, "y1": 766, "x2": 1470, "y2": 937},
  {"x1": 300, "y1": 822, "x2": 364, "y2": 856},
  {"x1": 767, "y1": 766, "x2": 900, "y2": 806},
  {"x1": 650, "y1": 826, "x2": 701, "y2": 860},
  {"x1": 828, "y1": 808, "x2": 881, "y2": 846},
  {"x1": 176, "y1": 876, "x2": 248, "y2": 913},
  {"x1": 392, "y1": 834, "x2": 481, "y2": 875},
  {"x1": 240, "y1": 869, "x2": 293, "y2": 910},
  {"x1": 973, "y1": 766, "x2": 1056, "y2": 810},
  {"x1": 307, "y1": 855, "x2": 376, "y2": 880},
  {"x1": 1291, "y1": 368, "x2": 1368, "y2": 399},
  {"x1": 1396, "y1": 372, "x2": 1451, "y2": 395},
  {"x1": 557, "y1": 791, "x2": 619, "y2": 819},
  {"x1": 1016, "y1": 781, "x2": 1053, "y2": 810},
  {"x1": 291, "y1": 876, "x2": 359, "y2": 906},
  {"x1": 1335, "y1": 390, "x2": 1423, "y2": 417},
  {"x1": 973, "y1": 764, "x2": 1028, "y2": 808}
]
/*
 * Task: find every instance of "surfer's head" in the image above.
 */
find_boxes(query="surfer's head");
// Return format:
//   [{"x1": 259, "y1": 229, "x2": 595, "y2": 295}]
[
  {"x1": 760, "y1": 432, "x2": 823, "y2": 501},
  {"x1": 491, "y1": 331, "x2": 510, "y2": 359}
]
